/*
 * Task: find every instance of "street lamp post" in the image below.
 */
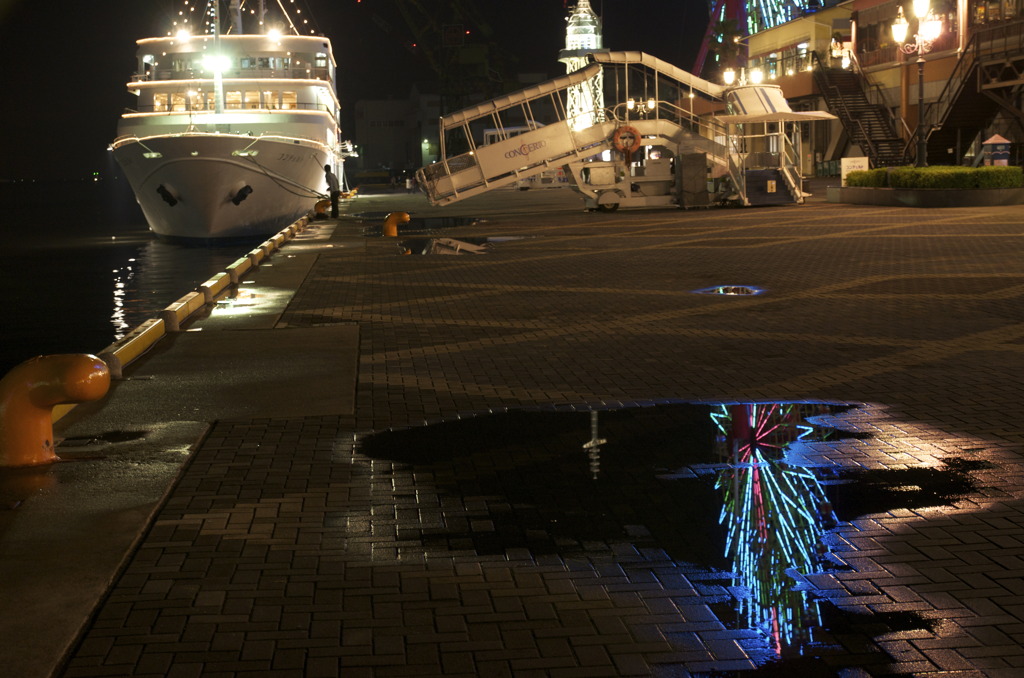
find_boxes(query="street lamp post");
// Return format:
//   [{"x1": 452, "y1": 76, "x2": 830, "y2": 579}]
[{"x1": 891, "y1": 0, "x2": 943, "y2": 167}]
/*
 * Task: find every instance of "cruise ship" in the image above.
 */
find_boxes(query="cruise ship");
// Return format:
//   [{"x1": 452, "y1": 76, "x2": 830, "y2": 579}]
[{"x1": 110, "y1": 1, "x2": 346, "y2": 240}]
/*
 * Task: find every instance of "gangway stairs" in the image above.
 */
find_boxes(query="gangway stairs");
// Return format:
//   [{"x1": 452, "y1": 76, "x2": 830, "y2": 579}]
[{"x1": 416, "y1": 51, "x2": 835, "y2": 210}]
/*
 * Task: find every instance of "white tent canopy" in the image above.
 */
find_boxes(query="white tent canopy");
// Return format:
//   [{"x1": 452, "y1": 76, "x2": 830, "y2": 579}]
[{"x1": 716, "y1": 84, "x2": 837, "y2": 124}]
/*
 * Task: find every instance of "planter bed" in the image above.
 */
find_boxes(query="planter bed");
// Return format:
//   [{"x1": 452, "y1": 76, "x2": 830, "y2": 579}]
[{"x1": 827, "y1": 186, "x2": 1024, "y2": 207}]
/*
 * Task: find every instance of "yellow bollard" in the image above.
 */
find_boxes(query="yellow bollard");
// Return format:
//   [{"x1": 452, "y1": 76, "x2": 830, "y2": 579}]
[
  {"x1": 382, "y1": 211, "x2": 410, "y2": 237},
  {"x1": 0, "y1": 354, "x2": 110, "y2": 467},
  {"x1": 313, "y1": 198, "x2": 330, "y2": 219}
]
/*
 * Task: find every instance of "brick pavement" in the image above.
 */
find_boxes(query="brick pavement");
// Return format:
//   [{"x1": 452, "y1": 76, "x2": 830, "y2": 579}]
[{"x1": 59, "y1": 191, "x2": 1024, "y2": 676}]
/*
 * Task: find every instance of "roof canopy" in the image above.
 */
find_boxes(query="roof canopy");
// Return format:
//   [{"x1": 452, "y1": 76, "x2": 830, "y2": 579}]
[{"x1": 716, "y1": 84, "x2": 836, "y2": 124}]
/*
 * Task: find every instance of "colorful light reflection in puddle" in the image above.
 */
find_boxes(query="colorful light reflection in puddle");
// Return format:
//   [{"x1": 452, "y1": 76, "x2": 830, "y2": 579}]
[
  {"x1": 356, "y1": 402, "x2": 982, "y2": 672},
  {"x1": 357, "y1": 215, "x2": 480, "y2": 237},
  {"x1": 396, "y1": 236, "x2": 530, "y2": 255},
  {"x1": 710, "y1": 403, "x2": 838, "y2": 659},
  {"x1": 693, "y1": 285, "x2": 765, "y2": 296}
]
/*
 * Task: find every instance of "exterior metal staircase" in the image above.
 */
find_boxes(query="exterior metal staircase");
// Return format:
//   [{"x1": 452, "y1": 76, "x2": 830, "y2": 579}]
[
  {"x1": 812, "y1": 52, "x2": 906, "y2": 167},
  {"x1": 743, "y1": 169, "x2": 798, "y2": 205},
  {"x1": 924, "y1": 18, "x2": 1024, "y2": 165}
]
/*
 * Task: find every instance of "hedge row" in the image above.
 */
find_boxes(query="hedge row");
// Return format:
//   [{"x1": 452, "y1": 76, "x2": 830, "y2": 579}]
[{"x1": 846, "y1": 165, "x2": 1023, "y2": 189}]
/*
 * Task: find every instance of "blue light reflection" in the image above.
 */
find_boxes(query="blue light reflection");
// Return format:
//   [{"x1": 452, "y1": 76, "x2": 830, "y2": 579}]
[{"x1": 712, "y1": 403, "x2": 839, "y2": 657}]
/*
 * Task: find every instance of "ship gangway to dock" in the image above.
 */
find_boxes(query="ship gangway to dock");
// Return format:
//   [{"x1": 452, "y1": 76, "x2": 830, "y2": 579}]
[{"x1": 416, "y1": 51, "x2": 835, "y2": 210}]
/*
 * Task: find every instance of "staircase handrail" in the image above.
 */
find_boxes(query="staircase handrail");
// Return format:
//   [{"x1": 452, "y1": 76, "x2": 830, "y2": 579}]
[
  {"x1": 928, "y1": 18, "x2": 1024, "y2": 134},
  {"x1": 723, "y1": 134, "x2": 748, "y2": 205},
  {"x1": 848, "y1": 49, "x2": 905, "y2": 139},
  {"x1": 604, "y1": 99, "x2": 732, "y2": 167},
  {"x1": 779, "y1": 129, "x2": 803, "y2": 197},
  {"x1": 723, "y1": 128, "x2": 803, "y2": 204},
  {"x1": 811, "y1": 52, "x2": 878, "y2": 164},
  {"x1": 927, "y1": 28, "x2": 979, "y2": 135},
  {"x1": 851, "y1": 50, "x2": 910, "y2": 163},
  {"x1": 819, "y1": 81, "x2": 882, "y2": 164},
  {"x1": 965, "y1": 128, "x2": 988, "y2": 166},
  {"x1": 812, "y1": 50, "x2": 904, "y2": 165}
]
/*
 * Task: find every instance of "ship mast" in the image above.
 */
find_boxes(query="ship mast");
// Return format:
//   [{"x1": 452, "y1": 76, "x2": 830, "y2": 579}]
[
  {"x1": 229, "y1": 0, "x2": 243, "y2": 33},
  {"x1": 211, "y1": 1, "x2": 226, "y2": 115}
]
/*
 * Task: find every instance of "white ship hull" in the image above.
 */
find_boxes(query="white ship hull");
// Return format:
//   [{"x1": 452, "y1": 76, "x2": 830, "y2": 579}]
[
  {"x1": 111, "y1": 25, "x2": 347, "y2": 240},
  {"x1": 114, "y1": 134, "x2": 328, "y2": 240}
]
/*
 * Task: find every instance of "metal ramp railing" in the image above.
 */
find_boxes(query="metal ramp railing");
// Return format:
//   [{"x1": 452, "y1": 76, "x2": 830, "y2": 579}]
[
  {"x1": 416, "y1": 52, "x2": 731, "y2": 207},
  {"x1": 417, "y1": 51, "x2": 825, "y2": 209}
]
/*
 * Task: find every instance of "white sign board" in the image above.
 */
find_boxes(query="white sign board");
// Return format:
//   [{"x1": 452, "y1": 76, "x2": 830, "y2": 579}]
[{"x1": 841, "y1": 157, "x2": 870, "y2": 186}]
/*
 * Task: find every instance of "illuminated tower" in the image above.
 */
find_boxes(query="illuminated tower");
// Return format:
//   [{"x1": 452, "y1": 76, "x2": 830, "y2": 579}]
[{"x1": 558, "y1": 0, "x2": 606, "y2": 130}]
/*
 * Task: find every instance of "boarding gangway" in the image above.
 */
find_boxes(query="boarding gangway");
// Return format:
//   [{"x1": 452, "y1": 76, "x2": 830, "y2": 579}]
[{"x1": 416, "y1": 51, "x2": 835, "y2": 210}]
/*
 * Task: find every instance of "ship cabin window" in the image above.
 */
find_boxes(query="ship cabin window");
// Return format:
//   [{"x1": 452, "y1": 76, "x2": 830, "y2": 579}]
[
  {"x1": 225, "y1": 91, "x2": 243, "y2": 110},
  {"x1": 315, "y1": 53, "x2": 328, "y2": 68},
  {"x1": 245, "y1": 91, "x2": 260, "y2": 109},
  {"x1": 171, "y1": 57, "x2": 195, "y2": 75},
  {"x1": 141, "y1": 54, "x2": 156, "y2": 80},
  {"x1": 171, "y1": 93, "x2": 188, "y2": 112},
  {"x1": 242, "y1": 56, "x2": 290, "y2": 71},
  {"x1": 281, "y1": 91, "x2": 298, "y2": 110},
  {"x1": 188, "y1": 91, "x2": 205, "y2": 111},
  {"x1": 263, "y1": 91, "x2": 279, "y2": 109},
  {"x1": 153, "y1": 93, "x2": 168, "y2": 112}
]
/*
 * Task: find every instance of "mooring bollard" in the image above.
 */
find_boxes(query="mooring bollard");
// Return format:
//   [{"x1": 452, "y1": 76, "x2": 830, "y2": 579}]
[
  {"x1": 382, "y1": 211, "x2": 410, "y2": 237},
  {"x1": 0, "y1": 354, "x2": 111, "y2": 467}
]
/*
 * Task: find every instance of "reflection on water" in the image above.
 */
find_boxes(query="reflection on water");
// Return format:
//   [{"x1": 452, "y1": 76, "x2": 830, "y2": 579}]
[
  {"x1": 356, "y1": 400, "x2": 982, "y2": 670},
  {"x1": 399, "y1": 237, "x2": 492, "y2": 255},
  {"x1": 356, "y1": 402, "x2": 847, "y2": 659},
  {"x1": 107, "y1": 238, "x2": 253, "y2": 341},
  {"x1": 2, "y1": 182, "x2": 259, "y2": 372},
  {"x1": 693, "y1": 285, "x2": 765, "y2": 296},
  {"x1": 711, "y1": 403, "x2": 838, "y2": 658},
  {"x1": 360, "y1": 215, "x2": 480, "y2": 237}
]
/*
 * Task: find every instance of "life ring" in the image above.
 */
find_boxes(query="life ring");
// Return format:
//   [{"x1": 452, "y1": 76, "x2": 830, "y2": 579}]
[{"x1": 612, "y1": 125, "x2": 641, "y2": 154}]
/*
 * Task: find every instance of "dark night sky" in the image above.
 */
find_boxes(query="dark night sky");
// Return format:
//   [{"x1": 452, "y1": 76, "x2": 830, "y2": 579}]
[{"x1": 0, "y1": 0, "x2": 706, "y2": 180}]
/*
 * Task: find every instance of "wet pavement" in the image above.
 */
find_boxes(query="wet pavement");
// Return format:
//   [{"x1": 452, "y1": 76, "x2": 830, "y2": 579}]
[{"x1": 10, "y1": 185, "x2": 1024, "y2": 676}]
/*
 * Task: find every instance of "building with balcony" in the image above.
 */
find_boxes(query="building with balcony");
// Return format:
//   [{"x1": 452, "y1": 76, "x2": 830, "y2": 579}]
[{"x1": 733, "y1": 0, "x2": 1023, "y2": 171}]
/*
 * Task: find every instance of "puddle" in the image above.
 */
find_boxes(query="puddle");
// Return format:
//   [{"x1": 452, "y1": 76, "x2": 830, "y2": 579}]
[
  {"x1": 356, "y1": 214, "x2": 481, "y2": 236},
  {"x1": 356, "y1": 401, "x2": 982, "y2": 670},
  {"x1": 0, "y1": 466, "x2": 57, "y2": 509},
  {"x1": 693, "y1": 285, "x2": 765, "y2": 296},
  {"x1": 824, "y1": 458, "x2": 986, "y2": 521},
  {"x1": 398, "y1": 236, "x2": 527, "y2": 255},
  {"x1": 699, "y1": 605, "x2": 938, "y2": 677},
  {"x1": 59, "y1": 430, "x2": 148, "y2": 447}
]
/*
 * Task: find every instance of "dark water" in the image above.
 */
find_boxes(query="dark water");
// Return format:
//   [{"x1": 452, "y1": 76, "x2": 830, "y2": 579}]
[{"x1": 1, "y1": 179, "x2": 259, "y2": 374}]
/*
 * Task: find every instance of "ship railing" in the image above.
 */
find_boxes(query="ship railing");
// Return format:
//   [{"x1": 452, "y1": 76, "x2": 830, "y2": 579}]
[
  {"x1": 110, "y1": 130, "x2": 332, "y2": 148},
  {"x1": 125, "y1": 102, "x2": 335, "y2": 114},
  {"x1": 143, "y1": 67, "x2": 331, "y2": 82}
]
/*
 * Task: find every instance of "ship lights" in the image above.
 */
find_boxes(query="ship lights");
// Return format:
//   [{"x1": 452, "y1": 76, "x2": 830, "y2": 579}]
[{"x1": 202, "y1": 54, "x2": 232, "y2": 74}]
